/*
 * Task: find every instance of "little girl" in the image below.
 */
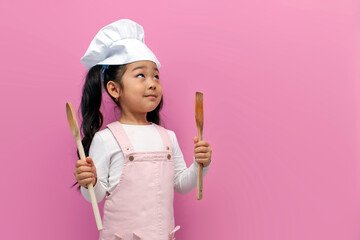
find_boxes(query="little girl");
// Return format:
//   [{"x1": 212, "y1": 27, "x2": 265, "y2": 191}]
[{"x1": 74, "y1": 19, "x2": 212, "y2": 240}]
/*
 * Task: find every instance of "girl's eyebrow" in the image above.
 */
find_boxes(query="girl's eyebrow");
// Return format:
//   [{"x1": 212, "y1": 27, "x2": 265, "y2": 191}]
[{"x1": 132, "y1": 66, "x2": 159, "y2": 72}]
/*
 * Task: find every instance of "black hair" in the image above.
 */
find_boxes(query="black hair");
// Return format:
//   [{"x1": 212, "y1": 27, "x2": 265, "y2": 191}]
[{"x1": 72, "y1": 64, "x2": 163, "y2": 189}]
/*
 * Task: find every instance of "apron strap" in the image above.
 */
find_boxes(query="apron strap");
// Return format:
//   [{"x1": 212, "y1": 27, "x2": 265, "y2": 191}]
[
  {"x1": 107, "y1": 121, "x2": 134, "y2": 157},
  {"x1": 153, "y1": 124, "x2": 173, "y2": 152}
]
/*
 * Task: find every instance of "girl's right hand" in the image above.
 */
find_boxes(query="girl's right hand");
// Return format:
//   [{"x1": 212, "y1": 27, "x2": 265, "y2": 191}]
[{"x1": 74, "y1": 157, "x2": 97, "y2": 188}]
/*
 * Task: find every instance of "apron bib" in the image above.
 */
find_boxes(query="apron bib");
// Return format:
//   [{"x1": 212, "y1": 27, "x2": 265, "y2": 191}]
[{"x1": 99, "y1": 122, "x2": 180, "y2": 240}]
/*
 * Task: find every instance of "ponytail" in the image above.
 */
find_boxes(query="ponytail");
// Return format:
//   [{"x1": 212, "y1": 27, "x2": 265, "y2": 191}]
[{"x1": 80, "y1": 65, "x2": 104, "y2": 157}]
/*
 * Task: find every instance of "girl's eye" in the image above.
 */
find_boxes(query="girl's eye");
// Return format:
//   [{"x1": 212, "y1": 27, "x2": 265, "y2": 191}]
[
  {"x1": 154, "y1": 75, "x2": 160, "y2": 80},
  {"x1": 137, "y1": 74, "x2": 145, "y2": 78}
]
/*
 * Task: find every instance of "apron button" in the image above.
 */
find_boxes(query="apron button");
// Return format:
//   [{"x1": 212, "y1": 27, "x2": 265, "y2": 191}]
[
  {"x1": 167, "y1": 154, "x2": 171, "y2": 160},
  {"x1": 166, "y1": 146, "x2": 170, "y2": 150},
  {"x1": 129, "y1": 156, "x2": 134, "y2": 161}
]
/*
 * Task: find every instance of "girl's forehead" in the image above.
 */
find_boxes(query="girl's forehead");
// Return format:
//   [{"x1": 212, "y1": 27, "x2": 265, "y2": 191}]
[{"x1": 128, "y1": 61, "x2": 158, "y2": 71}]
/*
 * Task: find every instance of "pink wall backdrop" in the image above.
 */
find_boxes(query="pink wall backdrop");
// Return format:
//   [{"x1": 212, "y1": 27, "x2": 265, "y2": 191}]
[{"x1": 1, "y1": 0, "x2": 360, "y2": 239}]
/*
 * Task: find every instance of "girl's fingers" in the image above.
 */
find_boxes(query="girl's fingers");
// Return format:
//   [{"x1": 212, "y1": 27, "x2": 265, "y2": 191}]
[
  {"x1": 194, "y1": 146, "x2": 210, "y2": 153},
  {"x1": 77, "y1": 172, "x2": 95, "y2": 181},
  {"x1": 194, "y1": 141, "x2": 210, "y2": 148},
  {"x1": 195, "y1": 158, "x2": 211, "y2": 167},
  {"x1": 195, "y1": 158, "x2": 210, "y2": 163},
  {"x1": 76, "y1": 159, "x2": 89, "y2": 168},
  {"x1": 86, "y1": 157, "x2": 94, "y2": 165},
  {"x1": 75, "y1": 165, "x2": 93, "y2": 174},
  {"x1": 76, "y1": 157, "x2": 94, "y2": 167},
  {"x1": 195, "y1": 153, "x2": 210, "y2": 159},
  {"x1": 74, "y1": 157, "x2": 97, "y2": 187},
  {"x1": 78, "y1": 177, "x2": 94, "y2": 187}
]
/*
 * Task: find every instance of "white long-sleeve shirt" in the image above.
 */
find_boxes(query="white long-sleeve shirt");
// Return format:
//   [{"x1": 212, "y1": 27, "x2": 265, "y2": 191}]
[{"x1": 81, "y1": 123, "x2": 210, "y2": 202}]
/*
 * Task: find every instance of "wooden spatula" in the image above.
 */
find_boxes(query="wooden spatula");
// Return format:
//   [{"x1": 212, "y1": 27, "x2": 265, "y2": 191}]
[
  {"x1": 195, "y1": 92, "x2": 204, "y2": 200},
  {"x1": 66, "y1": 102, "x2": 103, "y2": 230}
]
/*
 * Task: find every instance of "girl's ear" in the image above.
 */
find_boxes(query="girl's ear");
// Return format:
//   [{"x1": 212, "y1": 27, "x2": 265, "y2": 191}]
[{"x1": 106, "y1": 81, "x2": 121, "y2": 99}]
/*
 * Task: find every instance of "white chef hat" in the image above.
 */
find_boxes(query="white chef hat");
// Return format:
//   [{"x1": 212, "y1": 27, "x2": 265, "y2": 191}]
[{"x1": 80, "y1": 19, "x2": 161, "y2": 70}]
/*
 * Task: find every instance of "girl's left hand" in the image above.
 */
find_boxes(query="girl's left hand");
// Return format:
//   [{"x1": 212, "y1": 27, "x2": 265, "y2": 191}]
[{"x1": 194, "y1": 137, "x2": 212, "y2": 167}]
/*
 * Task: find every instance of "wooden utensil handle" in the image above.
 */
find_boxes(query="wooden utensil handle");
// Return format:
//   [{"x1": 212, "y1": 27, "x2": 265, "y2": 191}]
[
  {"x1": 87, "y1": 183, "x2": 103, "y2": 230},
  {"x1": 76, "y1": 139, "x2": 103, "y2": 230},
  {"x1": 197, "y1": 164, "x2": 203, "y2": 200},
  {"x1": 76, "y1": 139, "x2": 86, "y2": 160},
  {"x1": 197, "y1": 129, "x2": 203, "y2": 200}
]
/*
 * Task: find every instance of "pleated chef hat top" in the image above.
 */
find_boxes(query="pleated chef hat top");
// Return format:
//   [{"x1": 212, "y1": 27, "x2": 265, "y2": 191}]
[{"x1": 81, "y1": 19, "x2": 161, "y2": 70}]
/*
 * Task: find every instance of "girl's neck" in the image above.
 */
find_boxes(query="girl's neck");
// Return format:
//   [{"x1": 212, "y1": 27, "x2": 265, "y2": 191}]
[{"x1": 119, "y1": 113, "x2": 151, "y2": 125}]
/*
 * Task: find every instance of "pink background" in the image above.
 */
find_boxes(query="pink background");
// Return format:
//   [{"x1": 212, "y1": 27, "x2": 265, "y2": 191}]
[{"x1": 1, "y1": 0, "x2": 360, "y2": 239}]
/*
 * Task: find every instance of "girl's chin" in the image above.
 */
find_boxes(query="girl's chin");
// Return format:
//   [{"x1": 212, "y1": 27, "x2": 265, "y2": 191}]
[{"x1": 146, "y1": 105, "x2": 159, "y2": 112}]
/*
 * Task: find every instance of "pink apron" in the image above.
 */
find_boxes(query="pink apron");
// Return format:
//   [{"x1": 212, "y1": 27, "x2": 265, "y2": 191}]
[{"x1": 99, "y1": 122, "x2": 180, "y2": 240}]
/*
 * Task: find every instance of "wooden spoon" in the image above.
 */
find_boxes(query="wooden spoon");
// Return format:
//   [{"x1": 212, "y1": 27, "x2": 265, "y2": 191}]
[
  {"x1": 195, "y1": 92, "x2": 204, "y2": 200},
  {"x1": 66, "y1": 102, "x2": 103, "y2": 230}
]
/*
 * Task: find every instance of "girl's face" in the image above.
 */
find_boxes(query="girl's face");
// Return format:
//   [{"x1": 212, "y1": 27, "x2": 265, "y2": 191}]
[{"x1": 118, "y1": 60, "x2": 162, "y2": 115}]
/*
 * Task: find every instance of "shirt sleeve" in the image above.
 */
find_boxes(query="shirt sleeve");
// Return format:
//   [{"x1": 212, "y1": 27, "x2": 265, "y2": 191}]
[
  {"x1": 81, "y1": 132, "x2": 110, "y2": 203},
  {"x1": 169, "y1": 130, "x2": 211, "y2": 194}
]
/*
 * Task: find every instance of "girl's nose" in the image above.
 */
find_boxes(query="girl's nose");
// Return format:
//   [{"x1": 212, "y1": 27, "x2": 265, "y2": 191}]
[{"x1": 148, "y1": 78, "x2": 157, "y2": 89}]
